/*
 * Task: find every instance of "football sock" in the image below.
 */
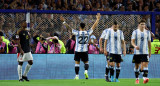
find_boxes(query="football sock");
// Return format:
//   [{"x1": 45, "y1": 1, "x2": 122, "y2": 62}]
[
  {"x1": 134, "y1": 68, "x2": 139, "y2": 79},
  {"x1": 23, "y1": 64, "x2": 32, "y2": 76},
  {"x1": 143, "y1": 67, "x2": 148, "y2": 79},
  {"x1": 116, "y1": 67, "x2": 121, "y2": 79},
  {"x1": 75, "y1": 64, "x2": 80, "y2": 75},
  {"x1": 105, "y1": 64, "x2": 109, "y2": 76},
  {"x1": 84, "y1": 63, "x2": 89, "y2": 70},
  {"x1": 110, "y1": 66, "x2": 114, "y2": 76},
  {"x1": 18, "y1": 65, "x2": 22, "y2": 80}
]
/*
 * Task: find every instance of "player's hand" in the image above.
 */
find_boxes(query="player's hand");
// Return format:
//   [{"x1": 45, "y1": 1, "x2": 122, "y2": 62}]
[
  {"x1": 20, "y1": 50, "x2": 24, "y2": 56},
  {"x1": 104, "y1": 50, "x2": 108, "y2": 56},
  {"x1": 149, "y1": 53, "x2": 151, "y2": 58},
  {"x1": 123, "y1": 51, "x2": 126, "y2": 56},
  {"x1": 60, "y1": 16, "x2": 65, "y2": 22},
  {"x1": 135, "y1": 46, "x2": 139, "y2": 50},
  {"x1": 100, "y1": 48, "x2": 103, "y2": 53},
  {"x1": 96, "y1": 13, "x2": 101, "y2": 20}
]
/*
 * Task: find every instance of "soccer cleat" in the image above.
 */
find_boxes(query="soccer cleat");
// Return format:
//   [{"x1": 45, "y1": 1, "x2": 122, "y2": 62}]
[
  {"x1": 110, "y1": 76, "x2": 114, "y2": 82},
  {"x1": 115, "y1": 79, "x2": 120, "y2": 82},
  {"x1": 105, "y1": 76, "x2": 111, "y2": 82},
  {"x1": 135, "y1": 79, "x2": 139, "y2": 84},
  {"x1": 74, "y1": 75, "x2": 79, "y2": 80},
  {"x1": 84, "y1": 72, "x2": 89, "y2": 79},
  {"x1": 143, "y1": 78, "x2": 149, "y2": 84},
  {"x1": 19, "y1": 79, "x2": 24, "y2": 82},
  {"x1": 22, "y1": 76, "x2": 30, "y2": 81}
]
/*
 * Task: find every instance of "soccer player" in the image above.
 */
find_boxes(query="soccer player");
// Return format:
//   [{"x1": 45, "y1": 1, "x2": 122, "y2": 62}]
[
  {"x1": 99, "y1": 27, "x2": 111, "y2": 82},
  {"x1": 131, "y1": 19, "x2": 151, "y2": 84},
  {"x1": 60, "y1": 13, "x2": 101, "y2": 80},
  {"x1": 15, "y1": 20, "x2": 33, "y2": 82},
  {"x1": 104, "y1": 21, "x2": 126, "y2": 82}
]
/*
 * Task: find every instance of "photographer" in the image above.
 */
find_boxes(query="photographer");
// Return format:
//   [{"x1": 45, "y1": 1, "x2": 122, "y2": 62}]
[
  {"x1": 33, "y1": 34, "x2": 48, "y2": 54},
  {"x1": 0, "y1": 36, "x2": 7, "y2": 54},
  {"x1": 46, "y1": 36, "x2": 61, "y2": 54},
  {"x1": 8, "y1": 35, "x2": 18, "y2": 54},
  {"x1": 88, "y1": 35, "x2": 99, "y2": 54}
]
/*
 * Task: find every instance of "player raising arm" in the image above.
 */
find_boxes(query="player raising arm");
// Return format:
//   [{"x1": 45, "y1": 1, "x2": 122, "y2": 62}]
[{"x1": 61, "y1": 13, "x2": 101, "y2": 80}]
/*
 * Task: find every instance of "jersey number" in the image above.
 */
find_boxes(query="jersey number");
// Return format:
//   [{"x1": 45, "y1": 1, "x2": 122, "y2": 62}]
[
  {"x1": 155, "y1": 47, "x2": 160, "y2": 54},
  {"x1": 78, "y1": 36, "x2": 88, "y2": 44}
]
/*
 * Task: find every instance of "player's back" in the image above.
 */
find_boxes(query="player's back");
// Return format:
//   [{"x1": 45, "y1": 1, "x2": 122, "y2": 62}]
[
  {"x1": 17, "y1": 29, "x2": 31, "y2": 53},
  {"x1": 73, "y1": 29, "x2": 93, "y2": 52}
]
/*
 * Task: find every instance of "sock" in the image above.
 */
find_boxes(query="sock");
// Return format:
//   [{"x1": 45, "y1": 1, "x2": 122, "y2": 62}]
[
  {"x1": 134, "y1": 68, "x2": 139, "y2": 79},
  {"x1": 105, "y1": 64, "x2": 109, "y2": 76},
  {"x1": 110, "y1": 66, "x2": 114, "y2": 77},
  {"x1": 23, "y1": 64, "x2": 32, "y2": 77},
  {"x1": 143, "y1": 67, "x2": 148, "y2": 79},
  {"x1": 84, "y1": 63, "x2": 89, "y2": 70},
  {"x1": 17, "y1": 65, "x2": 22, "y2": 80},
  {"x1": 116, "y1": 67, "x2": 121, "y2": 79},
  {"x1": 75, "y1": 64, "x2": 80, "y2": 75}
]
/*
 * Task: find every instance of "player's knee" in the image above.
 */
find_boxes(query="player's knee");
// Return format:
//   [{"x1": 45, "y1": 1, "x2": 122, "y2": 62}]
[
  {"x1": 18, "y1": 62, "x2": 23, "y2": 66},
  {"x1": 28, "y1": 61, "x2": 33, "y2": 65}
]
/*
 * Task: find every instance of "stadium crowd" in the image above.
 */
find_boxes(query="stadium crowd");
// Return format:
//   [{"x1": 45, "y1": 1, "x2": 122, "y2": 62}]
[{"x1": 0, "y1": 0, "x2": 160, "y2": 54}]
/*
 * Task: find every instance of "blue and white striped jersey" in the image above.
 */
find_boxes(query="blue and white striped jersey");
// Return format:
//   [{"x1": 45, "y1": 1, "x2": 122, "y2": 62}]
[
  {"x1": 72, "y1": 29, "x2": 93, "y2": 52},
  {"x1": 131, "y1": 29, "x2": 151, "y2": 54},
  {"x1": 100, "y1": 28, "x2": 111, "y2": 52},
  {"x1": 105, "y1": 29, "x2": 124, "y2": 54}
]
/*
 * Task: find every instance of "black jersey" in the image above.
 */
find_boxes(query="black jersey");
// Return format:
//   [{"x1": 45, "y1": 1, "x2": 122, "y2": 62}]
[{"x1": 17, "y1": 29, "x2": 31, "y2": 53}]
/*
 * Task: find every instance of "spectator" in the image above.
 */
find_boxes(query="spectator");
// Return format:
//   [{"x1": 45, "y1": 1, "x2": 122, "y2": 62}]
[
  {"x1": 88, "y1": 35, "x2": 99, "y2": 54},
  {"x1": 0, "y1": 36, "x2": 7, "y2": 54},
  {"x1": 66, "y1": 35, "x2": 75, "y2": 54}
]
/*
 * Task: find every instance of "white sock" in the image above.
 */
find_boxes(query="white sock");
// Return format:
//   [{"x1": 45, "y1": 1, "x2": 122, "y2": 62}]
[
  {"x1": 23, "y1": 64, "x2": 32, "y2": 77},
  {"x1": 136, "y1": 78, "x2": 139, "y2": 80},
  {"x1": 17, "y1": 65, "x2": 22, "y2": 80},
  {"x1": 143, "y1": 77, "x2": 146, "y2": 80},
  {"x1": 76, "y1": 75, "x2": 79, "y2": 77},
  {"x1": 84, "y1": 70, "x2": 88, "y2": 73}
]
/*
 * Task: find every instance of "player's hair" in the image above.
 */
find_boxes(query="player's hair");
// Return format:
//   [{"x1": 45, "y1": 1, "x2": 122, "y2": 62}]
[
  {"x1": 139, "y1": 19, "x2": 146, "y2": 24},
  {"x1": 113, "y1": 21, "x2": 118, "y2": 25},
  {"x1": 80, "y1": 23, "x2": 85, "y2": 29}
]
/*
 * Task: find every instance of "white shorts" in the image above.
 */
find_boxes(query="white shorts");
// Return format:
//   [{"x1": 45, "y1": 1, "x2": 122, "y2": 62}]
[{"x1": 17, "y1": 52, "x2": 33, "y2": 62}]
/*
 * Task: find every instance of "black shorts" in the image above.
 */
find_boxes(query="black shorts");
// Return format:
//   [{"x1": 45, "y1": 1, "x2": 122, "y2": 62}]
[
  {"x1": 74, "y1": 52, "x2": 88, "y2": 62},
  {"x1": 109, "y1": 53, "x2": 122, "y2": 63},
  {"x1": 106, "y1": 52, "x2": 110, "y2": 61},
  {"x1": 132, "y1": 54, "x2": 149, "y2": 63}
]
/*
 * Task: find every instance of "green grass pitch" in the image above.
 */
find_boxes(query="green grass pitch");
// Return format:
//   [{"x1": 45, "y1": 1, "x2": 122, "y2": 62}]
[{"x1": 0, "y1": 79, "x2": 160, "y2": 86}]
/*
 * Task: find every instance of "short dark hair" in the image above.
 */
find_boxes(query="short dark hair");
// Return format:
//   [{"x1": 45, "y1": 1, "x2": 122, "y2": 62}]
[
  {"x1": 113, "y1": 21, "x2": 118, "y2": 25},
  {"x1": 139, "y1": 19, "x2": 146, "y2": 24},
  {"x1": 54, "y1": 33, "x2": 59, "y2": 37},
  {"x1": 80, "y1": 23, "x2": 85, "y2": 29}
]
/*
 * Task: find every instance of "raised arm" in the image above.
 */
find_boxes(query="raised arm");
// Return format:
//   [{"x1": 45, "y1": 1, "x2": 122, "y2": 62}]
[
  {"x1": 60, "y1": 16, "x2": 74, "y2": 30},
  {"x1": 91, "y1": 13, "x2": 101, "y2": 30}
]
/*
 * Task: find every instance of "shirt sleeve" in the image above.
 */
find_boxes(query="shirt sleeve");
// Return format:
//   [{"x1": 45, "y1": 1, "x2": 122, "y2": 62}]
[
  {"x1": 100, "y1": 30, "x2": 106, "y2": 39},
  {"x1": 88, "y1": 29, "x2": 93, "y2": 35},
  {"x1": 131, "y1": 31, "x2": 136, "y2": 39},
  {"x1": 72, "y1": 29, "x2": 78, "y2": 35},
  {"x1": 105, "y1": 30, "x2": 109, "y2": 40},
  {"x1": 148, "y1": 31, "x2": 151, "y2": 41},
  {"x1": 121, "y1": 31, "x2": 124, "y2": 40}
]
